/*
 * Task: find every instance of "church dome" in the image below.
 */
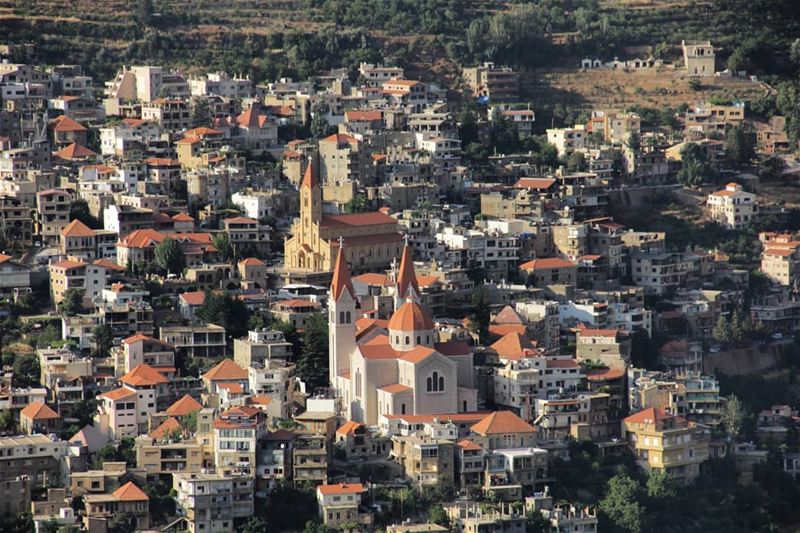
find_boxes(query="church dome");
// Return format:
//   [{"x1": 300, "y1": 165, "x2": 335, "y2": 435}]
[{"x1": 388, "y1": 300, "x2": 434, "y2": 332}]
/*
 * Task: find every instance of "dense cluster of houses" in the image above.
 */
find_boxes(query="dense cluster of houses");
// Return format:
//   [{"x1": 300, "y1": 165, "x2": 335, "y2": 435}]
[{"x1": 0, "y1": 49, "x2": 798, "y2": 533}]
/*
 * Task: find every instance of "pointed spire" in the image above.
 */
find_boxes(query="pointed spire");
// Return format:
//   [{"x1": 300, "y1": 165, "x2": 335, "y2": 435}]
[
  {"x1": 301, "y1": 160, "x2": 317, "y2": 189},
  {"x1": 331, "y1": 244, "x2": 355, "y2": 301},
  {"x1": 396, "y1": 243, "x2": 419, "y2": 300}
]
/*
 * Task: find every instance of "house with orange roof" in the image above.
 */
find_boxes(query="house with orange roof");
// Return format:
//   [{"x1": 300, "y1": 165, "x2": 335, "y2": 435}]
[
  {"x1": 316, "y1": 483, "x2": 369, "y2": 527},
  {"x1": 622, "y1": 407, "x2": 709, "y2": 482},
  {"x1": 118, "y1": 333, "x2": 175, "y2": 375},
  {"x1": 0, "y1": 253, "x2": 32, "y2": 299},
  {"x1": 213, "y1": 405, "x2": 267, "y2": 476},
  {"x1": 99, "y1": 117, "x2": 161, "y2": 157},
  {"x1": 166, "y1": 394, "x2": 203, "y2": 417},
  {"x1": 469, "y1": 411, "x2": 538, "y2": 450},
  {"x1": 115, "y1": 228, "x2": 218, "y2": 269},
  {"x1": 50, "y1": 115, "x2": 87, "y2": 147},
  {"x1": 238, "y1": 257, "x2": 267, "y2": 290},
  {"x1": 19, "y1": 401, "x2": 62, "y2": 435},
  {"x1": 707, "y1": 182, "x2": 758, "y2": 229},
  {"x1": 49, "y1": 258, "x2": 108, "y2": 304},
  {"x1": 760, "y1": 234, "x2": 800, "y2": 286},
  {"x1": 222, "y1": 215, "x2": 271, "y2": 255},
  {"x1": 53, "y1": 142, "x2": 97, "y2": 161},
  {"x1": 519, "y1": 257, "x2": 577, "y2": 287},
  {"x1": 229, "y1": 103, "x2": 278, "y2": 152},
  {"x1": 95, "y1": 363, "x2": 168, "y2": 439},
  {"x1": 202, "y1": 359, "x2": 248, "y2": 395},
  {"x1": 59, "y1": 219, "x2": 118, "y2": 261},
  {"x1": 83, "y1": 481, "x2": 149, "y2": 530},
  {"x1": 456, "y1": 438, "x2": 485, "y2": 491}
]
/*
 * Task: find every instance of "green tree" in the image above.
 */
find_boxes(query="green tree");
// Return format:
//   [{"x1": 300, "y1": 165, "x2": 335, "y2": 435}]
[
  {"x1": 239, "y1": 516, "x2": 268, "y2": 533},
  {"x1": 0, "y1": 409, "x2": 17, "y2": 432},
  {"x1": 525, "y1": 511, "x2": 549, "y2": 533},
  {"x1": 345, "y1": 193, "x2": 368, "y2": 213},
  {"x1": 600, "y1": 472, "x2": 644, "y2": 533},
  {"x1": 310, "y1": 101, "x2": 333, "y2": 138},
  {"x1": 58, "y1": 288, "x2": 85, "y2": 316},
  {"x1": 468, "y1": 287, "x2": 490, "y2": 344},
  {"x1": 713, "y1": 315, "x2": 732, "y2": 344},
  {"x1": 627, "y1": 132, "x2": 641, "y2": 152},
  {"x1": 68, "y1": 199, "x2": 100, "y2": 229},
  {"x1": 154, "y1": 237, "x2": 185, "y2": 275},
  {"x1": 212, "y1": 233, "x2": 234, "y2": 261},
  {"x1": 296, "y1": 313, "x2": 329, "y2": 390},
  {"x1": 759, "y1": 155, "x2": 786, "y2": 181},
  {"x1": 270, "y1": 319, "x2": 302, "y2": 358},
  {"x1": 677, "y1": 143, "x2": 715, "y2": 186},
  {"x1": 13, "y1": 354, "x2": 40, "y2": 388},
  {"x1": 721, "y1": 394, "x2": 745, "y2": 440},
  {"x1": 133, "y1": 0, "x2": 153, "y2": 26},
  {"x1": 196, "y1": 292, "x2": 251, "y2": 338},
  {"x1": 724, "y1": 126, "x2": 755, "y2": 168},
  {"x1": 72, "y1": 397, "x2": 98, "y2": 428},
  {"x1": 645, "y1": 470, "x2": 677, "y2": 500},
  {"x1": 191, "y1": 98, "x2": 210, "y2": 127},
  {"x1": 92, "y1": 324, "x2": 114, "y2": 358},
  {"x1": 429, "y1": 504, "x2": 450, "y2": 528}
]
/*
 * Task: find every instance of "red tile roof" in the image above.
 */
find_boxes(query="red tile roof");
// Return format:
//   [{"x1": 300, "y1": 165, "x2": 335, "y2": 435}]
[
  {"x1": 331, "y1": 245, "x2": 355, "y2": 301},
  {"x1": 318, "y1": 483, "x2": 365, "y2": 495},
  {"x1": 52, "y1": 115, "x2": 87, "y2": 133},
  {"x1": 121, "y1": 364, "x2": 169, "y2": 387},
  {"x1": 20, "y1": 401, "x2": 60, "y2": 420},
  {"x1": 519, "y1": 257, "x2": 575, "y2": 271},
  {"x1": 321, "y1": 212, "x2": 397, "y2": 229},
  {"x1": 203, "y1": 359, "x2": 247, "y2": 381},
  {"x1": 149, "y1": 417, "x2": 181, "y2": 439},
  {"x1": 166, "y1": 394, "x2": 203, "y2": 416},
  {"x1": 488, "y1": 332, "x2": 538, "y2": 361},
  {"x1": 112, "y1": 481, "x2": 149, "y2": 502},
  {"x1": 336, "y1": 420, "x2": 365, "y2": 436},
  {"x1": 61, "y1": 219, "x2": 95, "y2": 238},
  {"x1": 470, "y1": 411, "x2": 536, "y2": 435},
  {"x1": 396, "y1": 244, "x2": 419, "y2": 300},
  {"x1": 513, "y1": 178, "x2": 556, "y2": 190},
  {"x1": 54, "y1": 142, "x2": 96, "y2": 160}
]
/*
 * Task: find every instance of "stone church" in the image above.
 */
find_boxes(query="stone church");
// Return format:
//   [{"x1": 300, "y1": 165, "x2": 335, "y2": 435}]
[
  {"x1": 283, "y1": 163, "x2": 403, "y2": 274},
  {"x1": 329, "y1": 243, "x2": 478, "y2": 425}
]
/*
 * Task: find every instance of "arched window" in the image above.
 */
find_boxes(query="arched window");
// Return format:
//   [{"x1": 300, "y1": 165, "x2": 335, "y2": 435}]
[
  {"x1": 345, "y1": 311, "x2": 351, "y2": 323},
  {"x1": 401, "y1": 403, "x2": 406, "y2": 415},
  {"x1": 439, "y1": 375, "x2": 445, "y2": 391},
  {"x1": 339, "y1": 311, "x2": 345, "y2": 323},
  {"x1": 426, "y1": 377, "x2": 432, "y2": 392},
  {"x1": 426, "y1": 335, "x2": 430, "y2": 344},
  {"x1": 416, "y1": 336, "x2": 421, "y2": 344},
  {"x1": 395, "y1": 336, "x2": 400, "y2": 344},
  {"x1": 405, "y1": 336, "x2": 410, "y2": 345},
  {"x1": 431, "y1": 371, "x2": 439, "y2": 392}
]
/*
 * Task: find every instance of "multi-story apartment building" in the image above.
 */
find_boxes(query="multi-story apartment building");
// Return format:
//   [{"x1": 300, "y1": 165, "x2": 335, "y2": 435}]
[
  {"x1": 622, "y1": 407, "x2": 709, "y2": 483},
  {"x1": 95, "y1": 364, "x2": 168, "y2": 439},
  {"x1": 233, "y1": 329, "x2": 293, "y2": 369},
  {"x1": 463, "y1": 62, "x2": 519, "y2": 101},
  {"x1": 391, "y1": 435, "x2": 455, "y2": 488},
  {"x1": 293, "y1": 433, "x2": 328, "y2": 486},
  {"x1": 707, "y1": 182, "x2": 757, "y2": 229},
  {"x1": 135, "y1": 437, "x2": 204, "y2": 475},
  {"x1": 213, "y1": 406, "x2": 267, "y2": 476},
  {"x1": 141, "y1": 98, "x2": 191, "y2": 131},
  {"x1": 83, "y1": 481, "x2": 150, "y2": 531},
  {"x1": 173, "y1": 472, "x2": 254, "y2": 533},
  {"x1": 519, "y1": 257, "x2": 577, "y2": 287},
  {"x1": 575, "y1": 328, "x2": 631, "y2": 370},
  {"x1": 534, "y1": 393, "x2": 611, "y2": 441},
  {"x1": 318, "y1": 133, "x2": 370, "y2": 187},
  {"x1": 760, "y1": 235, "x2": 800, "y2": 286},
  {"x1": 159, "y1": 324, "x2": 227, "y2": 360},
  {"x1": 316, "y1": 483, "x2": 366, "y2": 528},
  {"x1": 546, "y1": 126, "x2": 586, "y2": 156},
  {"x1": 0, "y1": 435, "x2": 68, "y2": 488},
  {"x1": 36, "y1": 188, "x2": 73, "y2": 243}
]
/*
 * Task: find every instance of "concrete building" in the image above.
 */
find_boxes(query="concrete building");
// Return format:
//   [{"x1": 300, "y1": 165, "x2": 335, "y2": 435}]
[
  {"x1": 622, "y1": 407, "x2": 709, "y2": 483},
  {"x1": 682, "y1": 40, "x2": 715, "y2": 76},
  {"x1": 707, "y1": 182, "x2": 757, "y2": 229},
  {"x1": 173, "y1": 472, "x2": 254, "y2": 533}
]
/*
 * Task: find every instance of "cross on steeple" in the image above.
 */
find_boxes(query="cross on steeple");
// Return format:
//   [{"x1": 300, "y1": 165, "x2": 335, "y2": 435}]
[{"x1": 338, "y1": 235, "x2": 344, "y2": 248}]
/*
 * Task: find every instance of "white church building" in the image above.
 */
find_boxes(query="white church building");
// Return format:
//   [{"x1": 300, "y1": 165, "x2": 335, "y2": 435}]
[{"x1": 329, "y1": 243, "x2": 478, "y2": 425}]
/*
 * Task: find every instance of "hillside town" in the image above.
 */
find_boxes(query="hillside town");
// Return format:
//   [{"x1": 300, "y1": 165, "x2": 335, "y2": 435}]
[{"x1": 1, "y1": 29, "x2": 800, "y2": 533}]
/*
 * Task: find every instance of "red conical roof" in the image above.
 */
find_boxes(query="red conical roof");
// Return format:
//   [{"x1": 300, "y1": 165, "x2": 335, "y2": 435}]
[
  {"x1": 396, "y1": 244, "x2": 419, "y2": 299},
  {"x1": 301, "y1": 161, "x2": 317, "y2": 189},
  {"x1": 331, "y1": 245, "x2": 355, "y2": 301}
]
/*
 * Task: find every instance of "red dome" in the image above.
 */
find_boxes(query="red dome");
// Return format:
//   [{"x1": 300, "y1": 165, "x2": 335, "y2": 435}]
[{"x1": 388, "y1": 301, "x2": 434, "y2": 332}]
